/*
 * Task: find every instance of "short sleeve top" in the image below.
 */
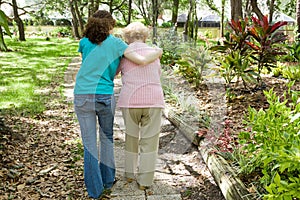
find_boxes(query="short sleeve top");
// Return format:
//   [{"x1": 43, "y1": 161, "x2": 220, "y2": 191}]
[{"x1": 74, "y1": 35, "x2": 128, "y2": 95}]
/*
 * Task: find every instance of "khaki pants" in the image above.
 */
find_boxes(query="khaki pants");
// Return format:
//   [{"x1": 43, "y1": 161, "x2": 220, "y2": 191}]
[{"x1": 121, "y1": 108, "x2": 162, "y2": 186}]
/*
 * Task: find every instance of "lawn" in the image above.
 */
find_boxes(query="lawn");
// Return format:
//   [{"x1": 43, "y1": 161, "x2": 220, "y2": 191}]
[{"x1": 0, "y1": 37, "x2": 78, "y2": 115}]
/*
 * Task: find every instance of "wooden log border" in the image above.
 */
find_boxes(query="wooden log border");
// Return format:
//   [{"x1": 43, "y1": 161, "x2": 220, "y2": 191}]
[{"x1": 164, "y1": 108, "x2": 255, "y2": 200}]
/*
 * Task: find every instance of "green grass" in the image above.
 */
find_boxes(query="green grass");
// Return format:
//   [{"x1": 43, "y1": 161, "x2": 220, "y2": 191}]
[{"x1": 0, "y1": 37, "x2": 78, "y2": 116}]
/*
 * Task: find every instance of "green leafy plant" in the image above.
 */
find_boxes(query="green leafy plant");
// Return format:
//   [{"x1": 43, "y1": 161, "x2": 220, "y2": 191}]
[
  {"x1": 0, "y1": 10, "x2": 12, "y2": 51},
  {"x1": 210, "y1": 16, "x2": 288, "y2": 88},
  {"x1": 237, "y1": 82, "x2": 300, "y2": 199},
  {"x1": 246, "y1": 16, "x2": 288, "y2": 81},
  {"x1": 282, "y1": 64, "x2": 300, "y2": 81},
  {"x1": 158, "y1": 28, "x2": 183, "y2": 67},
  {"x1": 176, "y1": 45, "x2": 211, "y2": 87},
  {"x1": 283, "y1": 39, "x2": 300, "y2": 62},
  {"x1": 210, "y1": 18, "x2": 257, "y2": 88}
]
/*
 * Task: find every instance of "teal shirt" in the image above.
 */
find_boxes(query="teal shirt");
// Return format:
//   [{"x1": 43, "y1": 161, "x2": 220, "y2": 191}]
[{"x1": 74, "y1": 35, "x2": 128, "y2": 94}]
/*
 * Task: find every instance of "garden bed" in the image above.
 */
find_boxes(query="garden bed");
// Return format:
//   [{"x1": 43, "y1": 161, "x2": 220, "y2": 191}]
[{"x1": 161, "y1": 67, "x2": 300, "y2": 199}]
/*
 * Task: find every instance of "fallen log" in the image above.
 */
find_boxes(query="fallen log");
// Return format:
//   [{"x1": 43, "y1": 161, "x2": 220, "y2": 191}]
[{"x1": 164, "y1": 108, "x2": 254, "y2": 200}]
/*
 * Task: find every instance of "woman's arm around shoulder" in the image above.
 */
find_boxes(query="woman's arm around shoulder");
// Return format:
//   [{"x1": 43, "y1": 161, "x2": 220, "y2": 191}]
[{"x1": 124, "y1": 45, "x2": 162, "y2": 65}]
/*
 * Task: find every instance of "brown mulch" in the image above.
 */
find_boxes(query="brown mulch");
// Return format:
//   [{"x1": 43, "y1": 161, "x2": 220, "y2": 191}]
[{"x1": 0, "y1": 83, "x2": 88, "y2": 199}]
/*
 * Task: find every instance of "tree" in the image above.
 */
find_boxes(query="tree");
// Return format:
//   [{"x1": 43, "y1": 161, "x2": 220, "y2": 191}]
[
  {"x1": 12, "y1": 0, "x2": 25, "y2": 41},
  {"x1": 230, "y1": 0, "x2": 242, "y2": 21},
  {"x1": 183, "y1": 0, "x2": 197, "y2": 43},
  {"x1": 297, "y1": 0, "x2": 300, "y2": 39},
  {"x1": 69, "y1": 0, "x2": 81, "y2": 39},
  {"x1": 250, "y1": 0, "x2": 263, "y2": 20},
  {"x1": 220, "y1": 0, "x2": 225, "y2": 37},
  {"x1": 268, "y1": 0, "x2": 275, "y2": 23},
  {"x1": 88, "y1": 0, "x2": 99, "y2": 17},
  {"x1": 204, "y1": 0, "x2": 225, "y2": 37},
  {"x1": 151, "y1": 0, "x2": 159, "y2": 44},
  {"x1": 171, "y1": 0, "x2": 179, "y2": 26},
  {"x1": 127, "y1": 0, "x2": 132, "y2": 24},
  {"x1": 136, "y1": 0, "x2": 152, "y2": 24}
]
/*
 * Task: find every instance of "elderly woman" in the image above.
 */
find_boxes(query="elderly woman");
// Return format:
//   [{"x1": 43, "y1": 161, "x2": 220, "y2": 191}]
[{"x1": 117, "y1": 22, "x2": 165, "y2": 190}]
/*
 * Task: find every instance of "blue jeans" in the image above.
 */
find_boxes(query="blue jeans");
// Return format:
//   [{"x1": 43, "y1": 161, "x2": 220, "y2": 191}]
[{"x1": 74, "y1": 94, "x2": 116, "y2": 198}]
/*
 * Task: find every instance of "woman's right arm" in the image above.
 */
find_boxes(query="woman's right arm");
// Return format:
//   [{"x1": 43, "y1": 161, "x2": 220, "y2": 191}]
[{"x1": 123, "y1": 46, "x2": 162, "y2": 65}]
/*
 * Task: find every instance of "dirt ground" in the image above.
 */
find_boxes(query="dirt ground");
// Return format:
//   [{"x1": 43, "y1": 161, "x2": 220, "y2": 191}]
[
  {"x1": 1, "y1": 59, "x2": 298, "y2": 199},
  {"x1": 0, "y1": 61, "x2": 227, "y2": 200}
]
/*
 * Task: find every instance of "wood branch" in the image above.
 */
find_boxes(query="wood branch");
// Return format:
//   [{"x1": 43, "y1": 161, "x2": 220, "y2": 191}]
[
  {"x1": 250, "y1": 0, "x2": 264, "y2": 20},
  {"x1": 164, "y1": 108, "x2": 254, "y2": 200},
  {"x1": 164, "y1": 108, "x2": 200, "y2": 146},
  {"x1": 38, "y1": 163, "x2": 58, "y2": 175}
]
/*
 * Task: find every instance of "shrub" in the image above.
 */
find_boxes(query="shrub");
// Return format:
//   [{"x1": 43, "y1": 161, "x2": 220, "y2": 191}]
[
  {"x1": 176, "y1": 45, "x2": 211, "y2": 87},
  {"x1": 51, "y1": 27, "x2": 72, "y2": 37},
  {"x1": 210, "y1": 15, "x2": 288, "y2": 88},
  {"x1": 237, "y1": 82, "x2": 300, "y2": 199}
]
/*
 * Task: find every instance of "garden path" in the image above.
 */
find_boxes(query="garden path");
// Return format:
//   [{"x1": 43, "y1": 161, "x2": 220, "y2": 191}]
[{"x1": 64, "y1": 57, "x2": 225, "y2": 199}]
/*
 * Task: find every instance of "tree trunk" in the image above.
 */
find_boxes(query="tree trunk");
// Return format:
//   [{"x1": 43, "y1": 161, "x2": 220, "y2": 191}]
[
  {"x1": 251, "y1": 0, "x2": 264, "y2": 20},
  {"x1": 269, "y1": 0, "x2": 275, "y2": 23},
  {"x1": 165, "y1": 109, "x2": 255, "y2": 200},
  {"x1": 152, "y1": 0, "x2": 158, "y2": 44},
  {"x1": 230, "y1": 0, "x2": 243, "y2": 21},
  {"x1": 109, "y1": 0, "x2": 113, "y2": 13},
  {"x1": 74, "y1": 0, "x2": 84, "y2": 37},
  {"x1": 12, "y1": 0, "x2": 25, "y2": 41},
  {"x1": 220, "y1": 0, "x2": 225, "y2": 37},
  {"x1": 193, "y1": 1, "x2": 198, "y2": 45},
  {"x1": 88, "y1": 0, "x2": 99, "y2": 18},
  {"x1": 69, "y1": 0, "x2": 80, "y2": 39},
  {"x1": 244, "y1": 0, "x2": 251, "y2": 18},
  {"x1": 171, "y1": 0, "x2": 179, "y2": 28},
  {"x1": 183, "y1": 0, "x2": 194, "y2": 42},
  {"x1": 137, "y1": 0, "x2": 151, "y2": 25},
  {"x1": 127, "y1": 0, "x2": 132, "y2": 24},
  {"x1": 297, "y1": 0, "x2": 300, "y2": 39}
]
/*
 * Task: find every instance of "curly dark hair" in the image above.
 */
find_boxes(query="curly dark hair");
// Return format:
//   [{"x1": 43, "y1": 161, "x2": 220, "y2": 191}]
[{"x1": 83, "y1": 10, "x2": 116, "y2": 45}]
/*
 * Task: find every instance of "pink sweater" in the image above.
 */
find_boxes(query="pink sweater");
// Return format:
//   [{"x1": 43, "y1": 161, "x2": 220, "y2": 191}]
[{"x1": 117, "y1": 42, "x2": 165, "y2": 108}]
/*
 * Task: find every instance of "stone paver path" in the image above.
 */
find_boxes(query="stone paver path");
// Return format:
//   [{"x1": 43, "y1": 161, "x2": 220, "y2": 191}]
[{"x1": 64, "y1": 57, "x2": 224, "y2": 200}]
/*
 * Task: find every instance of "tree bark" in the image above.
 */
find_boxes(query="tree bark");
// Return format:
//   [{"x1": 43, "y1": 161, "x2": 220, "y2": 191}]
[
  {"x1": 69, "y1": 0, "x2": 80, "y2": 39},
  {"x1": 127, "y1": 0, "x2": 132, "y2": 24},
  {"x1": 165, "y1": 109, "x2": 254, "y2": 200},
  {"x1": 297, "y1": 0, "x2": 300, "y2": 39},
  {"x1": 269, "y1": 0, "x2": 275, "y2": 23},
  {"x1": 251, "y1": 0, "x2": 264, "y2": 20},
  {"x1": 171, "y1": 0, "x2": 179, "y2": 28},
  {"x1": 230, "y1": 0, "x2": 243, "y2": 21},
  {"x1": 152, "y1": 0, "x2": 158, "y2": 44},
  {"x1": 88, "y1": 0, "x2": 99, "y2": 18},
  {"x1": 183, "y1": 0, "x2": 194, "y2": 42},
  {"x1": 74, "y1": 0, "x2": 84, "y2": 37},
  {"x1": 12, "y1": 0, "x2": 25, "y2": 41},
  {"x1": 221, "y1": 0, "x2": 225, "y2": 37},
  {"x1": 244, "y1": 0, "x2": 251, "y2": 18}
]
